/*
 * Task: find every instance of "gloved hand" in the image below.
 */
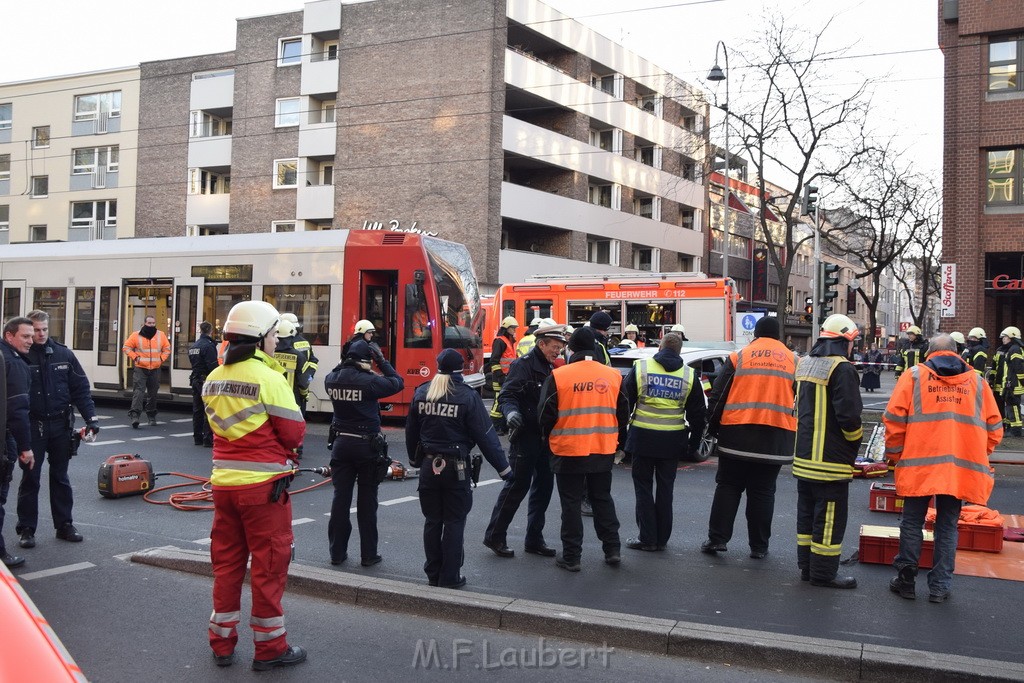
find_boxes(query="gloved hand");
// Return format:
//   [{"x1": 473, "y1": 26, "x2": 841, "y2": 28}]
[
  {"x1": 613, "y1": 450, "x2": 626, "y2": 465},
  {"x1": 500, "y1": 469, "x2": 515, "y2": 483},
  {"x1": 369, "y1": 342, "x2": 385, "y2": 366},
  {"x1": 506, "y1": 411, "x2": 523, "y2": 430},
  {"x1": 86, "y1": 421, "x2": 100, "y2": 438}
]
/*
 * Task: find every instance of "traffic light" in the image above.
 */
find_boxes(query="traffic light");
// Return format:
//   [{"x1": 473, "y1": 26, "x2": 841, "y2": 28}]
[
  {"x1": 803, "y1": 296, "x2": 813, "y2": 324},
  {"x1": 819, "y1": 262, "x2": 839, "y2": 321},
  {"x1": 801, "y1": 185, "x2": 819, "y2": 216}
]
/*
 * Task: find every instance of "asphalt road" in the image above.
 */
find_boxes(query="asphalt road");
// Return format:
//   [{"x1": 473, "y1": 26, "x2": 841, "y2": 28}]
[{"x1": 10, "y1": 380, "x2": 1024, "y2": 679}]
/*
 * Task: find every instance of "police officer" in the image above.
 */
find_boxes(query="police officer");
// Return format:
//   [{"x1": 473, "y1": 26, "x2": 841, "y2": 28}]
[
  {"x1": 406, "y1": 349, "x2": 513, "y2": 588},
  {"x1": 324, "y1": 340, "x2": 404, "y2": 567},
  {"x1": 16, "y1": 310, "x2": 98, "y2": 549},
  {"x1": 274, "y1": 320, "x2": 316, "y2": 417},
  {"x1": 894, "y1": 325, "x2": 927, "y2": 378},
  {"x1": 996, "y1": 326, "x2": 1024, "y2": 437},
  {"x1": 2, "y1": 317, "x2": 36, "y2": 568},
  {"x1": 188, "y1": 321, "x2": 217, "y2": 447},
  {"x1": 963, "y1": 327, "x2": 988, "y2": 378}
]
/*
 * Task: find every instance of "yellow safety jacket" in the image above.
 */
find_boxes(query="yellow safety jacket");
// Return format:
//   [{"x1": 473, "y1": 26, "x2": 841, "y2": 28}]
[
  {"x1": 630, "y1": 357, "x2": 693, "y2": 432},
  {"x1": 516, "y1": 334, "x2": 536, "y2": 358}
]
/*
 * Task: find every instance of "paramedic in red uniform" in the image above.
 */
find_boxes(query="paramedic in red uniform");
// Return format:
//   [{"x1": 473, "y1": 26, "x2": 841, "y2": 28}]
[{"x1": 202, "y1": 301, "x2": 307, "y2": 671}]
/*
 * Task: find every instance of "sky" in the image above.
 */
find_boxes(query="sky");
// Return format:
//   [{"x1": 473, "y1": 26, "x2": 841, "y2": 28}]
[{"x1": 1, "y1": 0, "x2": 943, "y2": 178}]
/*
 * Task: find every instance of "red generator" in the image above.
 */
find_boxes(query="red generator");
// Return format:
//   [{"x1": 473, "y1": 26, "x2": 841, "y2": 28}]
[{"x1": 98, "y1": 454, "x2": 155, "y2": 499}]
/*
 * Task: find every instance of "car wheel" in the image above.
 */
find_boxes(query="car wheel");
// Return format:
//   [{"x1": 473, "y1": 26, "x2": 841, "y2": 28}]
[{"x1": 683, "y1": 433, "x2": 713, "y2": 463}]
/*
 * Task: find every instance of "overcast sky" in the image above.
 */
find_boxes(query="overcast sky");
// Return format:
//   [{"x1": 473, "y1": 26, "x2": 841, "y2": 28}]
[{"x1": 1, "y1": 0, "x2": 943, "y2": 178}]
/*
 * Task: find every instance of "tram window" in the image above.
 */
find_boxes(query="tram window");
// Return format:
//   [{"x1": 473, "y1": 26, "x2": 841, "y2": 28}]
[
  {"x1": 32, "y1": 288, "x2": 67, "y2": 344},
  {"x1": 3, "y1": 288, "x2": 21, "y2": 320},
  {"x1": 501, "y1": 299, "x2": 515, "y2": 321},
  {"x1": 524, "y1": 299, "x2": 553, "y2": 323},
  {"x1": 74, "y1": 288, "x2": 95, "y2": 351},
  {"x1": 98, "y1": 287, "x2": 118, "y2": 366},
  {"x1": 204, "y1": 285, "x2": 251, "y2": 339},
  {"x1": 174, "y1": 286, "x2": 198, "y2": 370},
  {"x1": 404, "y1": 283, "x2": 432, "y2": 348},
  {"x1": 263, "y1": 285, "x2": 330, "y2": 345}
]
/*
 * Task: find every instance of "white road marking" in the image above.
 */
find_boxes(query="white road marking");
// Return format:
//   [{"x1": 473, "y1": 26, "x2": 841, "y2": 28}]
[
  {"x1": 171, "y1": 433, "x2": 194, "y2": 438},
  {"x1": 171, "y1": 418, "x2": 193, "y2": 423},
  {"x1": 292, "y1": 518, "x2": 314, "y2": 526},
  {"x1": 193, "y1": 538, "x2": 213, "y2": 545},
  {"x1": 380, "y1": 495, "x2": 418, "y2": 506},
  {"x1": 98, "y1": 424, "x2": 128, "y2": 430},
  {"x1": 89, "y1": 440, "x2": 124, "y2": 446},
  {"x1": 132, "y1": 436, "x2": 164, "y2": 441},
  {"x1": 95, "y1": 415, "x2": 114, "y2": 421},
  {"x1": 476, "y1": 479, "x2": 501, "y2": 487},
  {"x1": 19, "y1": 562, "x2": 96, "y2": 581}
]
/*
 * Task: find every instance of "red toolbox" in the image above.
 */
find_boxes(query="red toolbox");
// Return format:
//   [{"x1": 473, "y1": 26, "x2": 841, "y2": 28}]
[
  {"x1": 868, "y1": 482, "x2": 904, "y2": 513},
  {"x1": 923, "y1": 519, "x2": 1004, "y2": 553},
  {"x1": 858, "y1": 525, "x2": 934, "y2": 568}
]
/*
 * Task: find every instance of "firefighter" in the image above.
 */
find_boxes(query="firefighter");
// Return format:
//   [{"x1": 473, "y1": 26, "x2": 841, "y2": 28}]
[
  {"x1": 202, "y1": 301, "x2": 307, "y2": 670},
  {"x1": 538, "y1": 327, "x2": 629, "y2": 571},
  {"x1": 701, "y1": 317, "x2": 795, "y2": 559},
  {"x1": 483, "y1": 324, "x2": 566, "y2": 558},
  {"x1": 668, "y1": 323, "x2": 689, "y2": 342},
  {"x1": 949, "y1": 331, "x2": 966, "y2": 356},
  {"x1": 963, "y1": 327, "x2": 988, "y2": 378},
  {"x1": 188, "y1": 321, "x2": 217, "y2": 447},
  {"x1": 996, "y1": 326, "x2": 1024, "y2": 437},
  {"x1": 274, "y1": 320, "x2": 316, "y2": 417},
  {"x1": 516, "y1": 317, "x2": 544, "y2": 357},
  {"x1": 884, "y1": 334, "x2": 1002, "y2": 603},
  {"x1": 2, "y1": 317, "x2": 36, "y2": 569},
  {"x1": 623, "y1": 324, "x2": 646, "y2": 348},
  {"x1": 324, "y1": 340, "x2": 404, "y2": 567},
  {"x1": 406, "y1": 349, "x2": 513, "y2": 588},
  {"x1": 623, "y1": 332, "x2": 705, "y2": 552},
  {"x1": 894, "y1": 325, "x2": 927, "y2": 378},
  {"x1": 487, "y1": 316, "x2": 519, "y2": 434},
  {"x1": 342, "y1": 319, "x2": 376, "y2": 358},
  {"x1": 280, "y1": 313, "x2": 318, "y2": 412},
  {"x1": 793, "y1": 314, "x2": 863, "y2": 589}
]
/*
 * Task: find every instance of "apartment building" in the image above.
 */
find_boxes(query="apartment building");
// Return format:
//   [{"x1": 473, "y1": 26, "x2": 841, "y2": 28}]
[
  {"x1": 939, "y1": 0, "x2": 1024, "y2": 335},
  {"x1": 0, "y1": 67, "x2": 139, "y2": 244}
]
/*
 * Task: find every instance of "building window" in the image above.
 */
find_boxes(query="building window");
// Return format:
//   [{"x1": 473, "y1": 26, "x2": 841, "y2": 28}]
[
  {"x1": 682, "y1": 158, "x2": 697, "y2": 182},
  {"x1": 587, "y1": 237, "x2": 619, "y2": 266},
  {"x1": 279, "y1": 37, "x2": 302, "y2": 66},
  {"x1": 633, "y1": 247, "x2": 660, "y2": 271},
  {"x1": 680, "y1": 208, "x2": 695, "y2": 231},
  {"x1": 637, "y1": 94, "x2": 658, "y2": 114},
  {"x1": 275, "y1": 98, "x2": 301, "y2": 127},
  {"x1": 321, "y1": 100, "x2": 336, "y2": 124},
  {"x1": 73, "y1": 146, "x2": 119, "y2": 174},
  {"x1": 324, "y1": 41, "x2": 339, "y2": 61},
  {"x1": 0, "y1": 153, "x2": 9, "y2": 181},
  {"x1": 191, "y1": 69, "x2": 234, "y2": 81},
  {"x1": 31, "y1": 176, "x2": 48, "y2": 197},
  {"x1": 71, "y1": 200, "x2": 117, "y2": 239},
  {"x1": 989, "y1": 37, "x2": 1022, "y2": 92},
  {"x1": 588, "y1": 184, "x2": 612, "y2": 208},
  {"x1": 273, "y1": 159, "x2": 298, "y2": 189},
  {"x1": 74, "y1": 91, "x2": 121, "y2": 121},
  {"x1": 0, "y1": 103, "x2": 10, "y2": 130},
  {"x1": 590, "y1": 73, "x2": 615, "y2": 96},
  {"x1": 187, "y1": 168, "x2": 230, "y2": 195},
  {"x1": 320, "y1": 163, "x2": 334, "y2": 186},
  {"x1": 682, "y1": 114, "x2": 696, "y2": 132},
  {"x1": 0, "y1": 205, "x2": 8, "y2": 233},
  {"x1": 589, "y1": 128, "x2": 613, "y2": 151},
  {"x1": 987, "y1": 149, "x2": 1022, "y2": 205},
  {"x1": 30, "y1": 225, "x2": 47, "y2": 242},
  {"x1": 271, "y1": 221, "x2": 297, "y2": 233},
  {"x1": 711, "y1": 229, "x2": 724, "y2": 253},
  {"x1": 636, "y1": 145, "x2": 655, "y2": 167},
  {"x1": 32, "y1": 126, "x2": 50, "y2": 149},
  {"x1": 189, "y1": 111, "x2": 231, "y2": 138}
]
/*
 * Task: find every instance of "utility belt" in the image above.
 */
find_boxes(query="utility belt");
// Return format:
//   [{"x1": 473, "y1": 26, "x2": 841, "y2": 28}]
[{"x1": 421, "y1": 448, "x2": 482, "y2": 485}]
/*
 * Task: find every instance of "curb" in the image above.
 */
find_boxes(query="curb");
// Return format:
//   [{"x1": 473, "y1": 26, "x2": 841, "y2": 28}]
[{"x1": 131, "y1": 546, "x2": 1024, "y2": 681}]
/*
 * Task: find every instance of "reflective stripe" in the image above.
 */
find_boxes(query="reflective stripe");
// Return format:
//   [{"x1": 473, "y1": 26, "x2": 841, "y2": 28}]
[
  {"x1": 843, "y1": 426, "x2": 863, "y2": 441},
  {"x1": 212, "y1": 460, "x2": 294, "y2": 473},
  {"x1": 722, "y1": 401, "x2": 794, "y2": 416},
  {"x1": 253, "y1": 627, "x2": 286, "y2": 642},
  {"x1": 811, "y1": 543, "x2": 843, "y2": 557},
  {"x1": 211, "y1": 610, "x2": 241, "y2": 623},
  {"x1": 895, "y1": 454, "x2": 995, "y2": 477},
  {"x1": 734, "y1": 367, "x2": 795, "y2": 381},
  {"x1": 555, "y1": 406, "x2": 617, "y2": 419},
  {"x1": 209, "y1": 625, "x2": 234, "y2": 638},
  {"x1": 717, "y1": 445, "x2": 793, "y2": 462},
  {"x1": 796, "y1": 533, "x2": 812, "y2": 547},
  {"x1": 632, "y1": 358, "x2": 692, "y2": 432},
  {"x1": 550, "y1": 425, "x2": 619, "y2": 436},
  {"x1": 206, "y1": 402, "x2": 268, "y2": 431},
  {"x1": 885, "y1": 445, "x2": 903, "y2": 455},
  {"x1": 251, "y1": 616, "x2": 285, "y2": 628}
]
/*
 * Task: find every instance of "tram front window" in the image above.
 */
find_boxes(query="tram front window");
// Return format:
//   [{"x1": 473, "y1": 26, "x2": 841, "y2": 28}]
[{"x1": 423, "y1": 238, "x2": 481, "y2": 350}]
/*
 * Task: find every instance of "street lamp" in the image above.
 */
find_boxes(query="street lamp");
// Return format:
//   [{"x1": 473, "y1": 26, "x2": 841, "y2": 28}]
[{"x1": 708, "y1": 41, "x2": 730, "y2": 282}]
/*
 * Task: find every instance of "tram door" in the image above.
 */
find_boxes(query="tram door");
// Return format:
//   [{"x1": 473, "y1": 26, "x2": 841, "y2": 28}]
[
  {"x1": 1, "y1": 281, "x2": 25, "y2": 319},
  {"x1": 123, "y1": 282, "x2": 173, "y2": 391},
  {"x1": 359, "y1": 270, "x2": 397, "y2": 362}
]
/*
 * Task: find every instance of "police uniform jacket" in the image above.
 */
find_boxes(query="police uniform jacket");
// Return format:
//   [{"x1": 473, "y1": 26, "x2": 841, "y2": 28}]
[
  {"x1": 27, "y1": 338, "x2": 97, "y2": 427},
  {"x1": 792, "y1": 338, "x2": 863, "y2": 483},
  {"x1": 188, "y1": 334, "x2": 219, "y2": 383},
  {"x1": 405, "y1": 375, "x2": 510, "y2": 475},
  {"x1": 2, "y1": 340, "x2": 37, "y2": 453},
  {"x1": 498, "y1": 345, "x2": 553, "y2": 435},
  {"x1": 324, "y1": 358, "x2": 404, "y2": 434},
  {"x1": 623, "y1": 347, "x2": 706, "y2": 459},
  {"x1": 538, "y1": 350, "x2": 630, "y2": 474}
]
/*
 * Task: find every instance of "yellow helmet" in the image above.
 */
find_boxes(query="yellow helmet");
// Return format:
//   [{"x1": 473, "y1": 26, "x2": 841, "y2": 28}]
[
  {"x1": 968, "y1": 327, "x2": 986, "y2": 340},
  {"x1": 500, "y1": 316, "x2": 519, "y2": 329},
  {"x1": 354, "y1": 319, "x2": 375, "y2": 335},
  {"x1": 624, "y1": 324, "x2": 639, "y2": 334},
  {"x1": 906, "y1": 325, "x2": 922, "y2": 336},
  {"x1": 949, "y1": 331, "x2": 965, "y2": 345},
  {"x1": 821, "y1": 314, "x2": 860, "y2": 341},
  {"x1": 1001, "y1": 326, "x2": 1021, "y2": 340}
]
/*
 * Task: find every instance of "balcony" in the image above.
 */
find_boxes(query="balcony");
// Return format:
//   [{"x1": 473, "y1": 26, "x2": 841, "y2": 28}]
[
  {"x1": 298, "y1": 124, "x2": 336, "y2": 158},
  {"x1": 302, "y1": 57, "x2": 339, "y2": 96},
  {"x1": 188, "y1": 136, "x2": 232, "y2": 168},
  {"x1": 190, "y1": 72, "x2": 235, "y2": 111},
  {"x1": 499, "y1": 248, "x2": 633, "y2": 283},
  {"x1": 186, "y1": 194, "x2": 230, "y2": 226},
  {"x1": 304, "y1": 0, "x2": 341, "y2": 33},
  {"x1": 297, "y1": 184, "x2": 334, "y2": 221}
]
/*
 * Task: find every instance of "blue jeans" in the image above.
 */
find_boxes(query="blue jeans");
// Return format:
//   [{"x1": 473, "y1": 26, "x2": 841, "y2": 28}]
[{"x1": 895, "y1": 494, "x2": 962, "y2": 594}]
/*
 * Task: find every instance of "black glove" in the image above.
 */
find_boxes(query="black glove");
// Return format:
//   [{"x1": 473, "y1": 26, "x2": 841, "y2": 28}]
[
  {"x1": 506, "y1": 411, "x2": 523, "y2": 430},
  {"x1": 86, "y1": 421, "x2": 100, "y2": 438},
  {"x1": 500, "y1": 469, "x2": 515, "y2": 483},
  {"x1": 369, "y1": 342, "x2": 385, "y2": 366}
]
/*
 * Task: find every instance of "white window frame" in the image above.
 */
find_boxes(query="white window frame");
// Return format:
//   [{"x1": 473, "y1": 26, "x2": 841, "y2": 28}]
[
  {"x1": 275, "y1": 98, "x2": 301, "y2": 127},
  {"x1": 31, "y1": 176, "x2": 48, "y2": 198},
  {"x1": 324, "y1": 41, "x2": 339, "y2": 61},
  {"x1": 321, "y1": 100, "x2": 336, "y2": 124},
  {"x1": 271, "y1": 221, "x2": 297, "y2": 233},
  {"x1": 187, "y1": 168, "x2": 229, "y2": 195},
  {"x1": 32, "y1": 126, "x2": 50, "y2": 149},
  {"x1": 278, "y1": 37, "x2": 302, "y2": 67},
  {"x1": 191, "y1": 69, "x2": 234, "y2": 81},
  {"x1": 0, "y1": 153, "x2": 9, "y2": 181},
  {"x1": 587, "y1": 238, "x2": 620, "y2": 267},
  {"x1": 73, "y1": 91, "x2": 121, "y2": 121},
  {"x1": 0, "y1": 205, "x2": 8, "y2": 233},
  {"x1": 73, "y1": 146, "x2": 119, "y2": 175},
  {"x1": 633, "y1": 247, "x2": 661, "y2": 272},
  {"x1": 273, "y1": 159, "x2": 299, "y2": 189},
  {"x1": 71, "y1": 200, "x2": 117, "y2": 238},
  {"x1": 0, "y1": 103, "x2": 10, "y2": 130},
  {"x1": 320, "y1": 163, "x2": 334, "y2": 186},
  {"x1": 189, "y1": 110, "x2": 231, "y2": 138},
  {"x1": 30, "y1": 225, "x2": 47, "y2": 242}
]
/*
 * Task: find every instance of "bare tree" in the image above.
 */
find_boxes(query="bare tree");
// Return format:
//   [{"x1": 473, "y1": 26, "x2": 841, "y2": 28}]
[{"x1": 891, "y1": 181, "x2": 943, "y2": 333}]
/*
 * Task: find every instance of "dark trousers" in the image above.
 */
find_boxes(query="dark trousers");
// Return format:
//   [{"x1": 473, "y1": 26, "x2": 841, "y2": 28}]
[
  {"x1": 484, "y1": 433, "x2": 553, "y2": 548},
  {"x1": 631, "y1": 455, "x2": 678, "y2": 547},
  {"x1": 554, "y1": 470, "x2": 619, "y2": 562},
  {"x1": 0, "y1": 436, "x2": 16, "y2": 555},
  {"x1": 17, "y1": 418, "x2": 74, "y2": 534},
  {"x1": 192, "y1": 378, "x2": 212, "y2": 445},
  {"x1": 418, "y1": 459, "x2": 473, "y2": 586},
  {"x1": 706, "y1": 457, "x2": 783, "y2": 552},
  {"x1": 328, "y1": 437, "x2": 379, "y2": 562},
  {"x1": 796, "y1": 479, "x2": 850, "y2": 582},
  {"x1": 130, "y1": 367, "x2": 160, "y2": 418}
]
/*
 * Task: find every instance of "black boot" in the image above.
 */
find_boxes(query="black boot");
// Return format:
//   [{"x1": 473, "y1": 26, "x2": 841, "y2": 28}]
[{"x1": 889, "y1": 565, "x2": 917, "y2": 600}]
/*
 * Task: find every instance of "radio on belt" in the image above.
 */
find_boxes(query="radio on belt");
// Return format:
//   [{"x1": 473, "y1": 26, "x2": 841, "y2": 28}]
[{"x1": 98, "y1": 454, "x2": 155, "y2": 498}]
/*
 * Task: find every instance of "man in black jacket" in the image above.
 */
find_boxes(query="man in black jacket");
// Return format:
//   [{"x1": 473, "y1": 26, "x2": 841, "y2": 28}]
[
  {"x1": 2, "y1": 317, "x2": 36, "y2": 568},
  {"x1": 188, "y1": 321, "x2": 218, "y2": 447},
  {"x1": 483, "y1": 324, "x2": 566, "y2": 558}
]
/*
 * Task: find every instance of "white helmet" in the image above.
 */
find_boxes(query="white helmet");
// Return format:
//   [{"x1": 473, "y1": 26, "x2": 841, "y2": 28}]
[
  {"x1": 530, "y1": 317, "x2": 544, "y2": 327},
  {"x1": 968, "y1": 327, "x2": 986, "y2": 340},
  {"x1": 276, "y1": 320, "x2": 297, "y2": 338},
  {"x1": 670, "y1": 324, "x2": 686, "y2": 334},
  {"x1": 618, "y1": 339, "x2": 637, "y2": 349},
  {"x1": 949, "y1": 331, "x2": 965, "y2": 345},
  {"x1": 820, "y1": 314, "x2": 860, "y2": 341},
  {"x1": 1001, "y1": 326, "x2": 1021, "y2": 340},
  {"x1": 223, "y1": 301, "x2": 280, "y2": 339},
  {"x1": 624, "y1": 324, "x2": 639, "y2": 334},
  {"x1": 500, "y1": 316, "x2": 519, "y2": 329},
  {"x1": 281, "y1": 312, "x2": 299, "y2": 326},
  {"x1": 354, "y1": 319, "x2": 375, "y2": 335}
]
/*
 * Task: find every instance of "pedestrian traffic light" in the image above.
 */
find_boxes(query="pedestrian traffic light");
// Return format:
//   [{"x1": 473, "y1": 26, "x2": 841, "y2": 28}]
[
  {"x1": 801, "y1": 185, "x2": 819, "y2": 216},
  {"x1": 803, "y1": 296, "x2": 813, "y2": 324},
  {"x1": 819, "y1": 262, "x2": 839, "y2": 319}
]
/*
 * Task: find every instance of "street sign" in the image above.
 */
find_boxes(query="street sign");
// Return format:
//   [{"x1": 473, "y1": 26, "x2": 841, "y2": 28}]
[
  {"x1": 735, "y1": 311, "x2": 765, "y2": 346},
  {"x1": 899, "y1": 322, "x2": 910, "y2": 332}
]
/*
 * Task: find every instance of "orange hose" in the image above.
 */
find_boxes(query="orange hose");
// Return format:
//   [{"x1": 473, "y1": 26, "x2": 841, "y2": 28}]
[{"x1": 143, "y1": 472, "x2": 331, "y2": 511}]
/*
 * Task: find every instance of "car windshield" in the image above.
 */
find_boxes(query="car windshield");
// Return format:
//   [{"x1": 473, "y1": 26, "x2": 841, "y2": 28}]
[{"x1": 424, "y1": 237, "x2": 482, "y2": 350}]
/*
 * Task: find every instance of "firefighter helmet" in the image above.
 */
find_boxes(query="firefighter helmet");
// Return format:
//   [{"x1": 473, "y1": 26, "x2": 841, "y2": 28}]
[
  {"x1": 949, "y1": 331, "x2": 965, "y2": 345},
  {"x1": 906, "y1": 325, "x2": 922, "y2": 336},
  {"x1": 540, "y1": 317, "x2": 559, "y2": 328},
  {"x1": 670, "y1": 324, "x2": 686, "y2": 334},
  {"x1": 354, "y1": 319, "x2": 375, "y2": 335},
  {"x1": 1001, "y1": 326, "x2": 1021, "y2": 340},
  {"x1": 624, "y1": 324, "x2": 639, "y2": 334},
  {"x1": 618, "y1": 339, "x2": 637, "y2": 349},
  {"x1": 500, "y1": 316, "x2": 519, "y2": 329},
  {"x1": 276, "y1": 320, "x2": 297, "y2": 339},
  {"x1": 529, "y1": 317, "x2": 544, "y2": 327},
  {"x1": 968, "y1": 327, "x2": 986, "y2": 340},
  {"x1": 222, "y1": 301, "x2": 280, "y2": 339},
  {"x1": 820, "y1": 314, "x2": 860, "y2": 341},
  {"x1": 281, "y1": 312, "x2": 299, "y2": 326}
]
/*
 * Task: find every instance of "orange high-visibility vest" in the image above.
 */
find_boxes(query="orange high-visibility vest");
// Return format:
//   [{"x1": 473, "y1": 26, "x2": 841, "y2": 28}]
[
  {"x1": 720, "y1": 336, "x2": 797, "y2": 431},
  {"x1": 492, "y1": 335, "x2": 516, "y2": 373},
  {"x1": 548, "y1": 360, "x2": 622, "y2": 457},
  {"x1": 883, "y1": 352, "x2": 1002, "y2": 504},
  {"x1": 122, "y1": 330, "x2": 171, "y2": 370},
  {"x1": 217, "y1": 339, "x2": 229, "y2": 366}
]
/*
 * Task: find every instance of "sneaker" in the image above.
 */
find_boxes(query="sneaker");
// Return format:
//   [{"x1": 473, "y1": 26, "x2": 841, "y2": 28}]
[
  {"x1": 131, "y1": 417, "x2": 140, "y2": 429},
  {"x1": 2, "y1": 553, "x2": 25, "y2": 568},
  {"x1": 56, "y1": 523, "x2": 84, "y2": 542},
  {"x1": 18, "y1": 531, "x2": 35, "y2": 549},
  {"x1": 251, "y1": 645, "x2": 307, "y2": 671}
]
